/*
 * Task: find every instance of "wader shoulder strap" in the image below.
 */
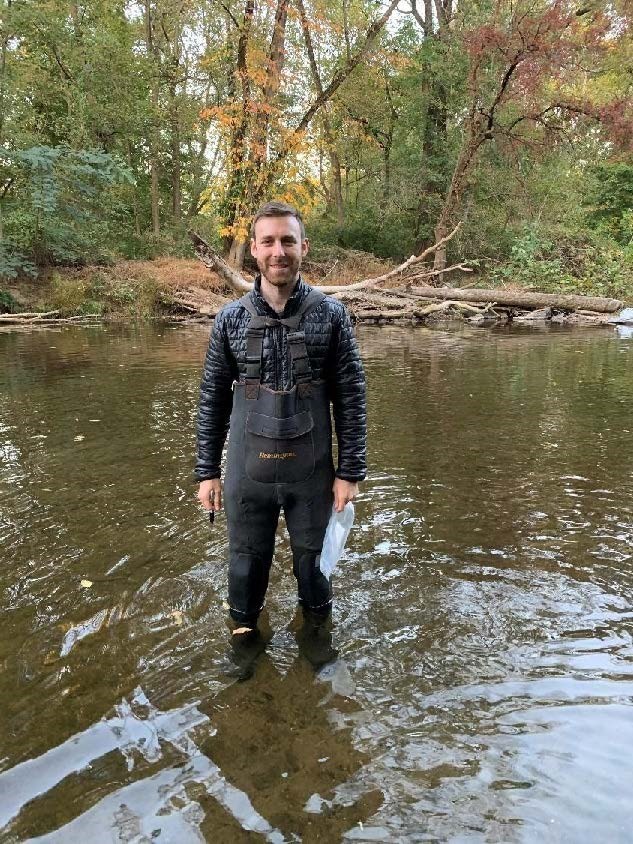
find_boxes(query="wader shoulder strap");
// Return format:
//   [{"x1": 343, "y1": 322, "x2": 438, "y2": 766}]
[
  {"x1": 283, "y1": 290, "x2": 326, "y2": 398},
  {"x1": 240, "y1": 289, "x2": 327, "y2": 399},
  {"x1": 239, "y1": 293, "x2": 277, "y2": 399}
]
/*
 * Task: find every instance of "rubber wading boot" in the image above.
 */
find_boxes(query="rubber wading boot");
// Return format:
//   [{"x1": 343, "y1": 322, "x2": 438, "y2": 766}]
[
  {"x1": 295, "y1": 612, "x2": 338, "y2": 670},
  {"x1": 222, "y1": 627, "x2": 267, "y2": 682}
]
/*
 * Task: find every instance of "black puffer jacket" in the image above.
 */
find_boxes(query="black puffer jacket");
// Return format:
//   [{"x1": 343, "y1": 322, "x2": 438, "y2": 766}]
[{"x1": 196, "y1": 276, "x2": 367, "y2": 482}]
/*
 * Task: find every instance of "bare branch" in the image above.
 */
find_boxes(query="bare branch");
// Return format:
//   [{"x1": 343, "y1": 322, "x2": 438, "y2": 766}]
[
  {"x1": 316, "y1": 224, "x2": 463, "y2": 292},
  {"x1": 51, "y1": 46, "x2": 75, "y2": 82},
  {"x1": 291, "y1": 0, "x2": 399, "y2": 137}
]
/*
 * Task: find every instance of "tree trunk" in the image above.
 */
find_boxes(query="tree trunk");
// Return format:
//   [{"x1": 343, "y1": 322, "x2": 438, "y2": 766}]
[
  {"x1": 222, "y1": 0, "x2": 255, "y2": 257},
  {"x1": 297, "y1": 0, "x2": 343, "y2": 228},
  {"x1": 170, "y1": 89, "x2": 181, "y2": 220},
  {"x1": 415, "y1": 71, "x2": 447, "y2": 252},
  {"x1": 127, "y1": 142, "x2": 142, "y2": 237},
  {"x1": 331, "y1": 145, "x2": 344, "y2": 228},
  {"x1": 410, "y1": 285, "x2": 623, "y2": 313},
  {"x1": 149, "y1": 118, "x2": 160, "y2": 237},
  {"x1": 381, "y1": 75, "x2": 396, "y2": 211},
  {"x1": 145, "y1": 0, "x2": 160, "y2": 236},
  {"x1": 227, "y1": 237, "x2": 248, "y2": 270},
  {"x1": 432, "y1": 125, "x2": 484, "y2": 273}
]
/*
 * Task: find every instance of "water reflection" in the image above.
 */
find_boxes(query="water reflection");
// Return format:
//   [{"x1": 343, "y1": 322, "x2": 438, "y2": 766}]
[{"x1": 1, "y1": 323, "x2": 633, "y2": 841}]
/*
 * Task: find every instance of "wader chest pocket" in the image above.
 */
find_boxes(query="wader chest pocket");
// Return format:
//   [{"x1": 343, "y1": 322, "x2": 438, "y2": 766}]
[{"x1": 245, "y1": 411, "x2": 315, "y2": 483}]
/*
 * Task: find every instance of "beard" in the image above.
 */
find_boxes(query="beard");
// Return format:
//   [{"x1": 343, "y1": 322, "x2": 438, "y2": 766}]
[{"x1": 256, "y1": 256, "x2": 301, "y2": 287}]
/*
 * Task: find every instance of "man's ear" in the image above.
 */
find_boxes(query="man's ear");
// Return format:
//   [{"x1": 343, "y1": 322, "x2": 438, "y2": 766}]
[
  {"x1": 301, "y1": 238, "x2": 309, "y2": 257},
  {"x1": 250, "y1": 238, "x2": 257, "y2": 258}
]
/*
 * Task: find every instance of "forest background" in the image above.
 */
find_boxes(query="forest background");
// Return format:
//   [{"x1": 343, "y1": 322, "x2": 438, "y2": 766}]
[{"x1": 1, "y1": 0, "x2": 632, "y2": 317}]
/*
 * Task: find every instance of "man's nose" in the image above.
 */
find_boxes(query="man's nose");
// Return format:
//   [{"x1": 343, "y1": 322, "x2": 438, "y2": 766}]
[{"x1": 272, "y1": 239, "x2": 285, "y2": 257}]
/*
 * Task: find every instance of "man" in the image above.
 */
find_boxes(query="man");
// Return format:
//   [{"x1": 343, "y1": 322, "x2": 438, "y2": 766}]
[{"x1": 196, "y1": 201, "x2": 366, "y2": 638}]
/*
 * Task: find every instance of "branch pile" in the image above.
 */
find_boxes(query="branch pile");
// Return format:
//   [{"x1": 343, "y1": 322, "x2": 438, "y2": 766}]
[{"x1": 189, "y1": 229, "x2": 624, "y2": 325}]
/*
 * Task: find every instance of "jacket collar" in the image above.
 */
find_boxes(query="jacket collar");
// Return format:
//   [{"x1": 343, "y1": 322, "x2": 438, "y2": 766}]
[{"x1": 251, "y1": 274, "x2": 308, "y2": 318}]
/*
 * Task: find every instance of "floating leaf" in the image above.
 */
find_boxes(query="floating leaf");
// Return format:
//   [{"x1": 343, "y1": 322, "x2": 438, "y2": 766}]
[{"x1": 80, "y1": 579, "x2": 92, "y2": 588}]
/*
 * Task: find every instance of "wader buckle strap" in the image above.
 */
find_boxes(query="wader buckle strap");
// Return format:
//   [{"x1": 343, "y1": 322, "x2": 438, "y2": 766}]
[
  {"x1": 286, "y1": 330, "x2": 312, "y2": 394},
  {"x1": 245, "y1": 324, "x2": 264, "y2": 398},
  {"x1": 284, "y1": 291, "x2": 326, "y2": 396}
]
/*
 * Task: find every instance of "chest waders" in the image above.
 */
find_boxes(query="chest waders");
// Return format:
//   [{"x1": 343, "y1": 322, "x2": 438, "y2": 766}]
[{"x1": 223, "y1": 289, "x2": 335, "y2": 627}]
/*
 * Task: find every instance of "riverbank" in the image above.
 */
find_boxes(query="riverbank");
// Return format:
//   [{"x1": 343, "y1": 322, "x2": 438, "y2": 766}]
[
  {"x1": 1, "y1": 252, "x2": 394, "y2": 320},
  {"x1": 1, "y1": 254, "x2": 631, "y2": 326}
]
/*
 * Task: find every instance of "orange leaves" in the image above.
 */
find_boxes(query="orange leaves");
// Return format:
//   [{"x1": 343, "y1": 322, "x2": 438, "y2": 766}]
[
  {"x1": 201, "y1": 100, "x2": 281, "y2": 127},
  {"x1": 277, "y1": 177, "x2": 319, "y2": 215},
  {"x1": 219, "y1": 220, "x2": 251, "y2": 241},
  {"x1": 200, "y1": 105, "x2": 239, "y2": 127}
]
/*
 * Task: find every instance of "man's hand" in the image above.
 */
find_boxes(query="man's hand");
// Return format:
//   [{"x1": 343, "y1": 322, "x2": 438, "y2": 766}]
[
  {"x1": 198, "y1": 478, "x2": 222, "y2": 512},
  {"x1": 333, "y1": 478, "x2": 359, "y2": 513}
]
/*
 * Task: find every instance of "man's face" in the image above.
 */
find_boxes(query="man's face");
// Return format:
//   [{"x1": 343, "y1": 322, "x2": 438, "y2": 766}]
[{"x1": 250, "y1": 215, "x2": 308, "y2": 288}]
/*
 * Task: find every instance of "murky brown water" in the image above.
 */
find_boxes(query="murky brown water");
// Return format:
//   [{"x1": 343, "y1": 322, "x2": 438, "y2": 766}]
[{"x1": 1, "y1": 322, "x2": 632, "y2": 843}]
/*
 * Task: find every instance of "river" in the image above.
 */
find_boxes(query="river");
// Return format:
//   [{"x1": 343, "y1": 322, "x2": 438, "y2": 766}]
[{"x1": 1, "y1": 323, "x2": 632, "y2": 842}]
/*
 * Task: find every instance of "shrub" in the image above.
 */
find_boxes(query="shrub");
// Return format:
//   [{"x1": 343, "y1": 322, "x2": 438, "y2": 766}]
[
  {"x1": 487, "y1": 225, "x2": 633, "y2": 300},
  {"x1": 47, "y1": 273, "x2": 90, "y2": 315},
  {"x1": 0, "y1": 289, "x2": 22, "y2": 314}
]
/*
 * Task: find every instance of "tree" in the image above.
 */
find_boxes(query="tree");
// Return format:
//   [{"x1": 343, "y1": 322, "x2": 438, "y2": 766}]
[
  {"x1": 430, "y1": 0, "x2": 632, "y2": 273},
  {"x1": 204, "y1": 0, "x2": 400, "y2": 267}
]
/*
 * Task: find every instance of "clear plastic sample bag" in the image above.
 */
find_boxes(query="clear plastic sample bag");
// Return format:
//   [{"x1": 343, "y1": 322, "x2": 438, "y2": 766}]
[{"x1": 318, "y1": 502, "x2": 355, "y2": 580}]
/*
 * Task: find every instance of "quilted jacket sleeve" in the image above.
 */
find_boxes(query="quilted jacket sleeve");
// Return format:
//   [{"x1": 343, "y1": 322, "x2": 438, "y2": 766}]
[
  {"x1": 329, "y1": 301, "x2": 367, "y2": 482},
  {"x1": 195, "y1": 311, "x2": 235, "y2": 481}
]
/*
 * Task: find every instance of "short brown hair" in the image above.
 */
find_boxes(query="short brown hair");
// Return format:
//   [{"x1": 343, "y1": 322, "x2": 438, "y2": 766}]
[{"x1": 250, "y1": 201, "x2": 305, "y2": 240}]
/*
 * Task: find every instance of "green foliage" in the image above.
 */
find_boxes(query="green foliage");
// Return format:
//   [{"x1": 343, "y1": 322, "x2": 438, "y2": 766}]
[
  {"x1": 309, "y1": 207, "x2": 417, "y2": 259},
  {"x1": 0, "y1": 289, "x2": 22, "y2": 313},
  {"x1": 584, "y1": 163, "x2": 633, "y2": 245},
  {"x1": 488, "y1": 225, "x2": 633, "y2": 300},
  {"x1": 0, "y1": 242, "x2": 37, "y2": 281},
  {"x1": 2, "y1": 145, "x2": 132, "y2": 267},
  {"x1": 47, "y1": 274, "x2": 92, "y2": 316}
]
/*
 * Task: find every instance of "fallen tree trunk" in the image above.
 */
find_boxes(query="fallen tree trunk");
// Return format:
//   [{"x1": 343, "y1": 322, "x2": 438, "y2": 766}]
[
  {"x1": 0, "y1": 313, "x2": 101, "y2": 324},
  {"x1": 189, "y1": 231, "x2": 251, "y2": 293},
  {"x1": 0, "y1": 310, "x2": 61, "y2": 319},
  {"x1": 410, "y1": 286, "x2": 623, "y2": 313}
]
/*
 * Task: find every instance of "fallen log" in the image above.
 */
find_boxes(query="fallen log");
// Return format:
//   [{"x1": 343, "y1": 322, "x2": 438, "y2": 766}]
[
  {"x1": 169, "y1": 287, "x2": 231, "y2": 316},
  {"x1": 0, "y1": 309, "x2": 61, "y2": 320},
  {"x1": 189, "y1": 231, "x2": 251, "y2": 294},
  {"x1": 0, "y1": 313, "x2": 101, "y2": 325},
  {"x1": 410, "y1": 286, "x2": 623, "y2": 313}
]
